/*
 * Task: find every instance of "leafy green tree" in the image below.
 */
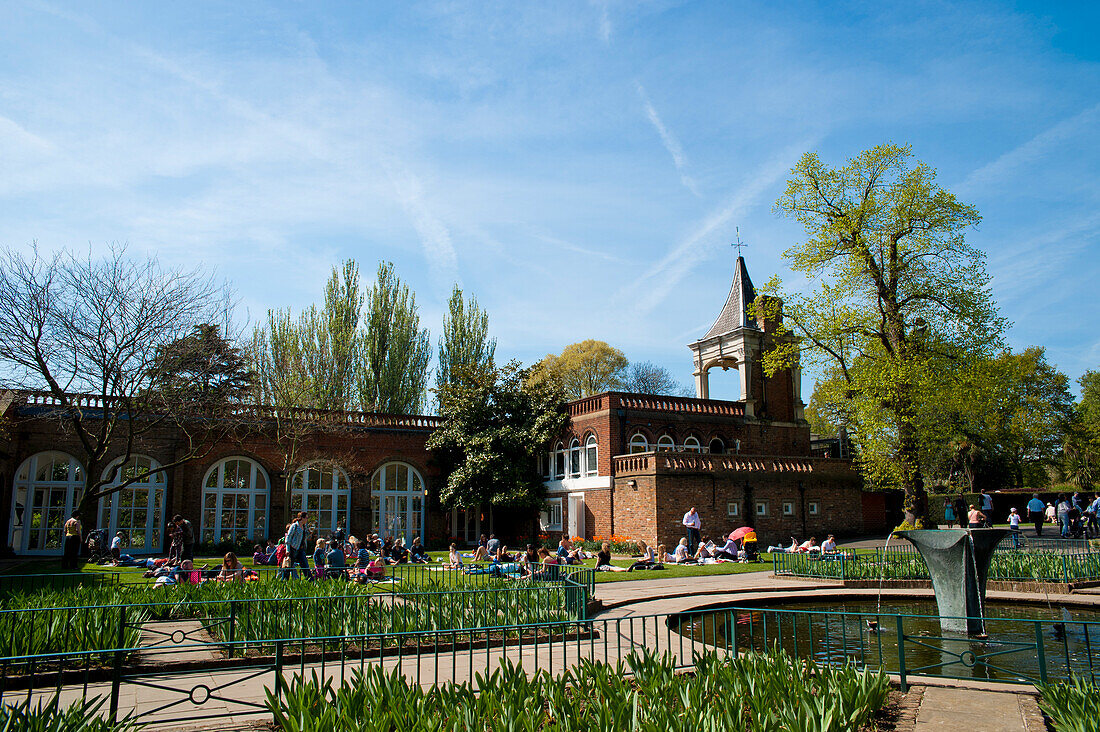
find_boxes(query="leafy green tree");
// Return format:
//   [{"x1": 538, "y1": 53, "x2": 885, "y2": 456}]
[
  {"x1": 428, "y1": 361, "x2": 568, "y2": 510},
  {"x1": 533, "y1": 340, "x2": 628, "y2": 400},
  {"x1": 437, "y1": 285, "x2": 496, "y2": 397},
  {"x1": 358, "y1": 262, "x2": 431, "y2": 414},
  {"x1": 1062, "y1": 370, "x2": 1100, "y2": 489},
  {"x1": 761, "y1": 144, "x2": 1003, "y2": 523},
  {"x1": 147, "y1": 324, "x2": 254, "y2": 411}
]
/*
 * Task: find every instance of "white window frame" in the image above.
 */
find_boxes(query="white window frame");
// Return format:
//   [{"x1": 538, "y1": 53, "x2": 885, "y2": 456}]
[
  {"x1": 584, "y1": 435, "x2": 598, "y2": 476},
  {"x1": 541, "y1": 497, "x2": 563, "y2": 532},
  {"x1": 629, "y1": 433, "x2": 649, "y2": 454},
  {"x1": 657, "y1": 435, "x2": 675, "y2": 452},
  {"x1": 756, "y1": 501, "x2": 768, "y2": 517},
  {"x1": 200, "y1": 457, "x2": 270, "y2": 545},
  {"x1": 554, "y1": 443, "x2": 566, "y2": 479},
  {"x1": 684, "y1": 436, "x2": 702, "y2": 453},
  {"x1": 8, "y1": 451, "x2": 85, "y2": 555},
  {"x1": 809, "y1": 502, "x2": 820, "y2": 516},
  {"x1": 98, "y1": 455, "x2": 167, "y2": 554},
  {"x1": 569, "y1": 438, "x2": 581, "y2": 478},
  {"x1": 727, "y1": 501, "x2": 740, "y2": 517},
  {"x1": 291, "y1": 461, "x2": 351, "y2": 537},
  {"x1": 371, "y1": 461, "x2": 426, "y2": 545},
  {"x1": 782, "y1": 502, "x2": 795, "y2": 516}
]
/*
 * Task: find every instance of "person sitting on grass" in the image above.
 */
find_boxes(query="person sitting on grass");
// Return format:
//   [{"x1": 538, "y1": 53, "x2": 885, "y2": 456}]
[
  {"x1": 389, "y1": 538, "x2": 409, "y2": 565},
  {"x1": 445, "y1": 542, "x2": 463, "y2": 568},
  {"x1": 713, "y1": 535, "x2": 740, "y2": 560},
  {"x1": 252, "y1": 544, "x2": 270, "y2": 566},
  {"x1": 218, "y1": 552, "x2": 244, "y2": 583},
  {"x1": 656, "y1": 543, "x2": 674, "y2": 564},
  {"x1": 672, "y1": 537, "x2": 694, "y2": 563},
  {"x1": 472, "y1": 543, "x2": 491, "y2": 562},
  {"x1": 312, "y1": 538, "x2": 327, "y2": 578},
  {"x1": 517, "y1": 544, "x2": 539, "y2": 576},
  {"x1": 409, "y1": 536, "x2": 431, "y2": 564},
  {"x1": 627, "y1": 540, "x2": 659, "y2": 571},
  {"x1": 557, "y1": 538, "x2": 585, "y2": 565},
  {"x1": 821, "y1": 535, "x2": 838, "y2": 554},
  {"x1": 492, "y1": 544, "x2": 515, "y2": 564},
  {"x1": 595, "y1": 541, "x2": 628, "y2": 572},
  {"x1": 694, "y1": 536, "x2": 716, "y2": 561},
  {"x1": 529, "y1": 547, "x2": 560, "y2": 580},
  {"x1": 325, "y1": 539, "x2": 347, "y2": 580}
]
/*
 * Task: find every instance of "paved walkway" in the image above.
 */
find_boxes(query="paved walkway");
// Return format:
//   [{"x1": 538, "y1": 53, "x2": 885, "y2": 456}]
[{"x1": 914, "y1": 687, "x2": 1039, "y2": 731}]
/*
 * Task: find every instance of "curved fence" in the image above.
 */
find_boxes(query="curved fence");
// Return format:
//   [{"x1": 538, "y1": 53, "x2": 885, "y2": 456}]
[{"x1": 774, "y1": 549, "x2": 1100, "y2": 583}]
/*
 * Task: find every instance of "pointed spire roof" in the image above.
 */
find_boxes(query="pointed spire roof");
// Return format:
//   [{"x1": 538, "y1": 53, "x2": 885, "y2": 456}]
[{"x1": 698, "y1": 256, "x2": 757, "y2": 341}]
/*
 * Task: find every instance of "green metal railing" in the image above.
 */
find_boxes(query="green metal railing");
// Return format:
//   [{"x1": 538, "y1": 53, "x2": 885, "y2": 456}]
[
  {"x1": 774, "y1": 547, "x2": 1100, "y2": 584},
  {"x1": 1, "y1": 605, "x2": 1095, "y2": 726}
]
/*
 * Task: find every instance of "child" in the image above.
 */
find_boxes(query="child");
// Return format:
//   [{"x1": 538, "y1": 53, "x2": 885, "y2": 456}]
[
  {"x1": 110, "y1": 531, "x2": 124, "y2": 563},
  {"x1": 1009, "y1": 507, "x2": 1022, "y2": 548},
  {"x1": 252, "y1": 544, "x2": 269, "y2": 566},
  {"x1": 312, "y1": 538, "x2": 327, "y2": 578}
]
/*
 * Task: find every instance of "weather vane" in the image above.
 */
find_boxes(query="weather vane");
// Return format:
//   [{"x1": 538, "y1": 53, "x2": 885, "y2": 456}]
[{"x1": 732, "y1": 227, "x2": 748, "y2": 257}]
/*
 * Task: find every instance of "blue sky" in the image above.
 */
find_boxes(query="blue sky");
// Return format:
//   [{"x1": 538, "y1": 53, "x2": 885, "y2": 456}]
[{"x1": 1, "y1": 1, "x2": 1098, "y2": 402}]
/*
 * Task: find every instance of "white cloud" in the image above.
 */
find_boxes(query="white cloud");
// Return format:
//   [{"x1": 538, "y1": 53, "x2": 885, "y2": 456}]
[
  {"x1": 385, "y1": 165, "x2": 460, "y2": 291},
  {"x1": 635, "y1": 81, "x2": 700, "y2": 197},
  {"x1": 621, "y1": 140, "x2": 814, "y2": 317},
  {"x1": 959, "y1": 103, "x2": 1100, "y2": 192}
]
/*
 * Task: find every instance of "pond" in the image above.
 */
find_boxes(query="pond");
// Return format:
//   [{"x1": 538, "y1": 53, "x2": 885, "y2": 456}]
[{"x1": 673, "y1": 598, "x2": 1100, "y2": 683}]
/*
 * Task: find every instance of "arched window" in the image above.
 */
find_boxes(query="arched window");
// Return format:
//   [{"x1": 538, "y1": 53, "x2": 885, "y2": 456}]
[
  {"x1": 9, "y1": 452, "x2": 84, "y2": 554},
  {"x1": 684, "y1": 436, "x2": 702, "y2": 453},
  {"x1": 629, "y1": 433, "x2": 649, "y2": 454},
  {"x1": 554, "y1": 443, "x2": 565, "y2": 479},
  {"x1": 98, "y1": 455, "x2": 167, "y2": 552},
  {"x1": 569, "y1": 439, "x2": 581, "y2": 477},
  {"x1": 291, "y1": 462, "x2": 351, "y2": 536},
  {"x1": 657, "y1": 435, "x2": 675, "y2": 452},
  {"x1": 709, "y1": 438, "x2": 725, "y2": 455},
  {"x1": 371, "y1": 462, "x2": 425, "y2": 544},
  {"x1": 200, "y1": 458, "x2": 269, "y2": 544},
  {"x1": 584, "y1": 435, "x2": 598, "y2": 476}
]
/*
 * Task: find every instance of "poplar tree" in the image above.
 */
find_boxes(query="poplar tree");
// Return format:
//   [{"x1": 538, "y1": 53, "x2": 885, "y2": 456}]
[
  {"x1": 299, "y1": 261, "x2": 363, "y2": 411},
  {"x1": 437, "y1": 285, "x2": 496, "y2": 396},
  {"x1": 357, "y1": 262, "x2": 431, "y2": 414}
]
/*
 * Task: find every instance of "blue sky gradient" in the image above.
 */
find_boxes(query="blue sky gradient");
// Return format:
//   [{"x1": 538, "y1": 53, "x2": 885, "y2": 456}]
[{"x1": 2, "y1": 1, "x2": 1097, "y2": 401}]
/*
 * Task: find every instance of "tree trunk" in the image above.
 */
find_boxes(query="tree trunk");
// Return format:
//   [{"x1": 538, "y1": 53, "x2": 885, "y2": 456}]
[{"x1": 896, "y1": 394, "x2": 928, "y2": 527}]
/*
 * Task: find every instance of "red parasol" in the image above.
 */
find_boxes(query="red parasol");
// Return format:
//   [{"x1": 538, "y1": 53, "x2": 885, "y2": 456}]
[{"x1": 729, "y1": 526, "x2": 755, "y2": 541}]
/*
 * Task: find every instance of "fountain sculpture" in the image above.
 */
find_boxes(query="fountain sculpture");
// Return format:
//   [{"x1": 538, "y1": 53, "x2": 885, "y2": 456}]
[{"x1": 895, "y1": 528, "x2": 1008, "y2": 635}]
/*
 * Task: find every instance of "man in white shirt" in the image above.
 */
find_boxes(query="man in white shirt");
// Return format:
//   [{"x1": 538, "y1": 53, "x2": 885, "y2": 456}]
[
  {"x1": 682, "y1": 507, "x2": 701, "y2": 554},
  {"x1": 821, "y1": 535, "x2": 837, "y2": 554},
  {"x1": 980, "y1": 491, "x2": 994, "y2": 527}
]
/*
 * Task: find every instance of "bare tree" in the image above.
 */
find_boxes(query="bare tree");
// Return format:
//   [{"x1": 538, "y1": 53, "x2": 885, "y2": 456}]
[
  {"x1": 622, "y1": 361, "x2": 693, "y2": 397},
  {"x1": 0, "y1": 244, "x2": 251, "y2": 520}
]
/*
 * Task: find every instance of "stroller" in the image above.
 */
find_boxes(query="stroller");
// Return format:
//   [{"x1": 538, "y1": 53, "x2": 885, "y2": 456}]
[
  {"x1": 86, "y1": 528, "x2": 110, "y2": 563},
  {"x1": 742, "y1": 531, "x2": 759, "y2": 562}
]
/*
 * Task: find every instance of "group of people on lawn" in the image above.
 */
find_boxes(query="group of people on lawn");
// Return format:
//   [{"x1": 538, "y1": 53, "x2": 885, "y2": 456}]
[{"x1": 250, "y1": 512, "x2": 431, "y2": 581}]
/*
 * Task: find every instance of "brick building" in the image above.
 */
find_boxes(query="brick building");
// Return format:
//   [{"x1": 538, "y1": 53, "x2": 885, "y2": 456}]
[
  {"x1": 537, "y1": 257, "x2": 890, "y2": 548},
  {"x1": 0, "y1": 256, "x2": 889, "y2": 557}
]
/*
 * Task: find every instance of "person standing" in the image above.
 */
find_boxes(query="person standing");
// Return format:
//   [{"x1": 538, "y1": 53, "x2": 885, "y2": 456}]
[
  {"x1": 1089, "y1": 495, "x2": 1100, "y2": 538},
  {"x1": 944, "y1": 501, "x2": 957, "y2": 529},
  {"x1": 1027, "y1": 494, "x2": 1046, "y2": 537},
  {"x1": 682, "y1": 507, "x2": 701, "y2": 554},
  {"x1": 1008, "y1": 508, "x2": 1022, "y2": 548},
  {"x1": 173, "y1": 515, "x2": 195, "y2": 561},
  {"x1": 952, "y1": 496, "x2": 967, "y2": 531},
  {"x1": 285, "y1": 511, "x2": 312, "y2": 580},
  {"x1": 1057, "y1": 497, "x2": 1071, "y2": 539},
  {"x1": 979, "y1": 491, "x2": 994, "y2": 528},
  {"x1": 967, "y1": 505, "x2": 985, "y2": 529},
  {"x1": 62, "y1": 510, "x2": 82, "y2": 571}
]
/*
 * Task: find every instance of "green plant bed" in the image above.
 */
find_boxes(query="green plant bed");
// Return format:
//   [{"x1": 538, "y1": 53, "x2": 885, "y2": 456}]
[
  {"x1": 1038, "y1": 677, "x2": 1100, "y2": 732},
  {"x1": 267, "y1": 647, "x2": 891, "y2": 731},
  {"x1": 0, "y1": 695, "x2": 141, "y2": 731},
  {"x1": 0, "y1": 579, "x2": 580, "y2": 661}
]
